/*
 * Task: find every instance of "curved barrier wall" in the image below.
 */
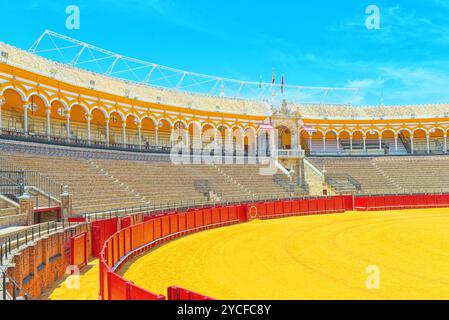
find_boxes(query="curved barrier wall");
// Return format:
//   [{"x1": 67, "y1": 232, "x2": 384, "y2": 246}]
[
  {"x1": 99, "y1": 197, "x2": 346, "y2": 300},
  {"x1": 354, "y1": 193, "x2": 449, "y2": 211}
]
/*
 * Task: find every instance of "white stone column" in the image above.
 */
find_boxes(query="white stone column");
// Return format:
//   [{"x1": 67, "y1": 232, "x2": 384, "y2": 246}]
[
  {"x1": 105, "y1": 119, "x2": 110, "y2": 146},
  {"x1": 309, "y1": 135, "x2": 312, "y2": 153},
  {"x1": 184, "y1": 126, "x2": 190, "y2": 150},
  {"x1": 394, "y1": 135, "x2": 398, "y2": 153},
  {"x1": 336, "y1": 137, "x2": 340, "y2": 153},
  {"x1": 411, "y1": 136, "x2": 414, "y2": 154},
  {"x1": 379, "y1": 137, "x2": 382, "y2": 151},
  {"x1": 138, "y1": 124, "x2": 142, "y2": 149},
  {"x1": 350, "y1": 136, "x2": 353, "y2": 152},
  {"x1": 122, "y1": 123, "x2": 127, "y2": 146},
  {"x1": 213, "y1": 127, "x2": 218, "y2": 150},
  {"x1": 322, "y1": 137, "x2": 326, "y2": 153},
  {"x1": 363, "y1": 136, "x2": 366, "y2": 152},
  {"x1": 269, "y1": 129, "x2": 275, "y2": 154},
  {"x1": 226, "y1": 131, "x2": 233, "y2": 154},
  {"x1": 24, "y1": 104, "x2": 29, "y2": 137},
  {"x1": 155, "y1": 127, "x2": 159, "y2": 146},
  {"x1": 444, "y1": 135, "x2": 447, "y2": 154},
  {"x1": 426, "y1": 133, "x2": 430, "y2": 154},
  {"x1": 86, "y1": 114, "x2": 91, "y2": 145},
  {"x1": 66, "y1": 113, "x2": 71, "y2": 143},
  {"x1": 0, "y1": 97, "x2": 4, "y2": 131},
  {"x1": 46, "y1": 108, "x2": 51, "y2": 140},
  {"x1": 170, "y1": 127, "x2": 174, "y2": 146}
]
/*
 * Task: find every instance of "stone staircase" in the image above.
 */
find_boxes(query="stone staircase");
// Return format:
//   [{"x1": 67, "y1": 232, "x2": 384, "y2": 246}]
[{"x1": 0, "y1": 197, "x2": 25, "y2": 229}]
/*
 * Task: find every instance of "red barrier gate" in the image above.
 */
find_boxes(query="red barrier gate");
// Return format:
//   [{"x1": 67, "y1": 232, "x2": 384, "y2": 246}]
[
  {"x1": 91, "y1": 218, "x2": 118, "y2": 257},
  {"x1": 70, "y1": 232, "x2": 88, "y2": 271}
]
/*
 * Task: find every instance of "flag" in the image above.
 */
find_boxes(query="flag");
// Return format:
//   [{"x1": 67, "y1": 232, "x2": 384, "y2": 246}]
[
  {"x1": 271, "y1": 69, "x2": 276, "y2": 85},
  {"x1": 281, "y1": 75, "x2": 285, "y2": 94},
  {"x1": 259, "y1": 75, "x2": 262, "y2": 89}
]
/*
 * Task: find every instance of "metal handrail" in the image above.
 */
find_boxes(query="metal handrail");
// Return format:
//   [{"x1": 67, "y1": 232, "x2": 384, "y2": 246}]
[
  {"x1": 0, "y1": 219, "x2": 88, "y2": 300},
  {"x1": 0, "y1": 156, "x2": 63, "y2": 208}
]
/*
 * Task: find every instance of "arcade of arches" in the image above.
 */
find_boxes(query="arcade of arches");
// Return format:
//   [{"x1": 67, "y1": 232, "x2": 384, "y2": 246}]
[{"x1": 1, "y1": 87, "x2": 449, "y2": 155}]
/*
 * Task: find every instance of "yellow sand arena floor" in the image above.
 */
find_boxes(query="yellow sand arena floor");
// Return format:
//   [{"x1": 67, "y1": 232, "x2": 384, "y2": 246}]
[
  {"x1": 121, "y1": 209, "x2": 449, "y2": 300},
  {"x1": 48, "y1": 209, "x2": 449, "y2": 300},
  {"x1": 42, "y1": 260, "x2": 100, "y2": 300}
]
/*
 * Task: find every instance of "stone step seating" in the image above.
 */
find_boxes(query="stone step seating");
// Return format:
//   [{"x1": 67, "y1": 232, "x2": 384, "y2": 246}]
[
  {"x1": 272, "y1": 174, "x2": 307, "y2": 196},
  {"x1": 326, "y1": 175, "x2": 358, "y2": 194},
  {"x1": 373, "y1": 156, "x2": 449, "y2": 192},
  {"x1": 308, "y1": 157, "x2": 400, "y2": 194},
  {"x1": 93, "y1": 159, "x2": 208, "y2": 204},
  {"x1": 1, "y1": 145, "x2": 307, "y2": 215},
  {"x1": 1, "y1": 154, "x2": 146, "y2": 214},
  {"x1": 186, "y1": 165, "x2": 253, "y2": 202},
  {"x1": 216, "y1": 164, "x2": 293, "y2": 199}
]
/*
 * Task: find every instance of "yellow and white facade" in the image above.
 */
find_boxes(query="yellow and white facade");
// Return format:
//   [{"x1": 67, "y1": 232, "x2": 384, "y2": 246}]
[{"x1": 1, "y1": 41, "x2": 449, "y2": 156}]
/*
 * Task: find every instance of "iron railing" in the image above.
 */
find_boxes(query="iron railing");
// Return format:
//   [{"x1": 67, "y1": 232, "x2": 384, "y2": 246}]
[
  {"x1": 326, "y1": 174, "x2": 362, "y2": 194},
  {"x1": 0, "y1": 219, "x2": 88, "y2": 300},
  {"x1": 0, "y1": 156, "x2": 63, "y2": 208}
]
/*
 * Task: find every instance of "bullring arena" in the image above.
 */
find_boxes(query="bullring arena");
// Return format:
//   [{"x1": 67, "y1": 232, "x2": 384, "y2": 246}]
[{"x1": 2, "y1": 30, "x2": 449, "y2": 301}]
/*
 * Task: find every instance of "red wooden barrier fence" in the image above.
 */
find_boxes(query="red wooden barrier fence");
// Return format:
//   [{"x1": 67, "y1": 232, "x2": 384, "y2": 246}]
[
  {"x1": 96, "y1": 193, "x2": 449, "y2": 300},
  {"x1": 354, "y1": 194, "x2": 449, "y2": 211},
  {"x1": 70, "y1": 232, "x2": 88, "y2": 271}
]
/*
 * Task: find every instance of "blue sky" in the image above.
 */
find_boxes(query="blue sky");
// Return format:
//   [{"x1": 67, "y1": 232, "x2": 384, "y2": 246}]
[{"x1": 1, "y1": 0, "x2": 449, "y2": 105}]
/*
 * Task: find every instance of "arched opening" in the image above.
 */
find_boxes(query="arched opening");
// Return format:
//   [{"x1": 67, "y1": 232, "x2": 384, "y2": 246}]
[
  {"x1": 299, "y1": 129, "x2": 311, "y2": 152},
  {"x1": 324, "y1": 131, "x2": 338, "y2": 154},
  {"x1": 125, "y1": 114, "x2": 140, "y2": 146},
  {"x1": 50, "y1": 100, "x2": 68, "y2": 139},
  {"x1": 157, "y1": 119, "x2": 172, "y2": 147},
  {"x1": 232, "y1": 127, "x2": 244, "y2": 156},
  {"x1": 141, "y1": 117, "x2": 156, "y2": 148},
  {"x1": 26, "y1": 95, "x2": 47, "y2": 135},
  {"x1": 365, "y1": 130, "x2": 380, "y2": 153},
  {"x1": 381, "y1": 130, "x2": 397, "y2": 154},
  {"x1": 91, "y1": 109, "x2": 107, "y2": 144},
  {"x1": 277, "y1": 126, "x2": 291, "y2": 149},
  {"x1": 244, "y1": 128, "x2": 256, "y2": 156},
  {"x1": 70, "y1": 105, "x2": 89, "y2": 142},
  {"x1": 397, "y1": 129, "x2": 412, "y2": 154},
  {"x1": 109, "y1": 112, "x2": 124, "y2": 146},
  {"x1": 413, "y1": 128, "x2": 428, "y2": 154},
  {"x1": 173, "y1": 121, "x2": 188, "y2": 147},
  {"x1": 338, "y1": 131, "x2": 351, "y2": 153},
  {"x1": 429, "y1": 128, "x2": 445, "y2": 153},
  {"x1": 309, "y1": 130, "x2": 324, "y2": 154},
  {"x1": 201, "y1": 124, "x2": 215, "y2": 147},
  {"x1": 2, "y1": 88, "x2": 24, "y2": 131},
  {"x1": 352, "y1": 131, "x2": 364, "y2": 153}
]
